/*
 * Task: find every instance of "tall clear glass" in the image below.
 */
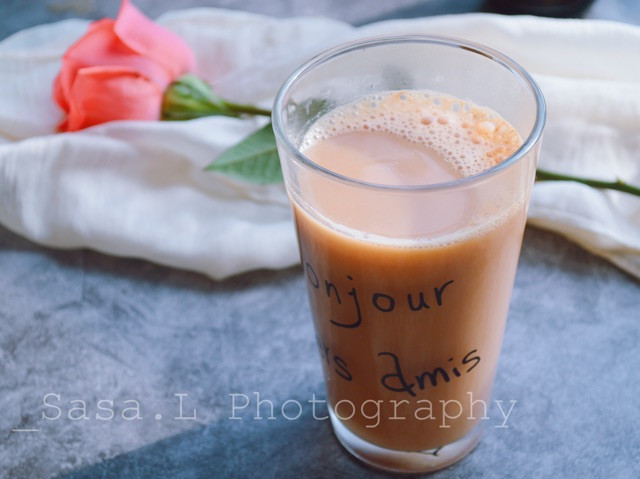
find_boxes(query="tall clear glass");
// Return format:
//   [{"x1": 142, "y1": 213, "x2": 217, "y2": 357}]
[{"x1": 273, "y1": 35, "x2": 545, "y2": 473}]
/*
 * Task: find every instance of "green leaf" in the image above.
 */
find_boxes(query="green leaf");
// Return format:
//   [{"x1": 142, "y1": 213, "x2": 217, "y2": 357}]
[
  {"x1": 294, "y1": 98, "x2": 331, "y2": 120},
  {"x1": 289, "y1": 98, "x2": 332, "y2": 132},
  {"x1": 205, "y1": 122, "x2": 283, "y2": 184}
]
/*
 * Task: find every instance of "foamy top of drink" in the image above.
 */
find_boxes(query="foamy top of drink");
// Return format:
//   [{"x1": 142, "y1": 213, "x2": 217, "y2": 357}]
[{"x1": 301, "y1": 90, "x2": 522, "y2": 178}]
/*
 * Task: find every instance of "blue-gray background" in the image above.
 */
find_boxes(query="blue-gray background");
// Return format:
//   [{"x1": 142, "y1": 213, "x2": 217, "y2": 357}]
[{"x1": 0, "y1": 1, "x2": 638, "y2": 478}]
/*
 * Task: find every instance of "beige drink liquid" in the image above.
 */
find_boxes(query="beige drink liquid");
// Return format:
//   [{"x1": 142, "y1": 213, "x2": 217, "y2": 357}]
[{"x1": 293, "y1": 90, "x2": 526, "y2": 451}]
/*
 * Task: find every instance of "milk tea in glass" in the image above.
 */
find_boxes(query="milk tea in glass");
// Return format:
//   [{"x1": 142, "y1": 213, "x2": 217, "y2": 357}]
[{"x1": 273, "y1": 36, "x2": 545, "y2": 473}]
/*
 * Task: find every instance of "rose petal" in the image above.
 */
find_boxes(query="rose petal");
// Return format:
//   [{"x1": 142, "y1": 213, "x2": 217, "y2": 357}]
[
  {"x1": 60, "y1": 66, "x2": 162, "y2": 132},
  {"x1": 114, "y1": 0, "x2": 196, "y2": 78},
  {"x1": 53, "y1": 19, "x2": 114, "y2": 112},
  {"x1": 53, "y1": 16, "x2": 173, "y2": 113}
]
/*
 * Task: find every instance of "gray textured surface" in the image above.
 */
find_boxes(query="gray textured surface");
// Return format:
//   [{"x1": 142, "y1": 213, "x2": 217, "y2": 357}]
[
  {"x1": 1, "y1": 225, "x2": 638, "y2": 478},
  {"x1": 1, "y1": 1, "x2": 639, "y2": 478}
]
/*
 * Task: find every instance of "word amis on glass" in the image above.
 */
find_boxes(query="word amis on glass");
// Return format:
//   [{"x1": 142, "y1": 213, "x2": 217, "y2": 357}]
[{"x1": 317, "y1": 331, "x2": 481, "y2": 398}]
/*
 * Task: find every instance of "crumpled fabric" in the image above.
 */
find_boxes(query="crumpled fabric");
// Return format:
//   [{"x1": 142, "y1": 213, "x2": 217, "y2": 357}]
[{"x1": 1, "y1": 10, "x2": 638, "y2": 279}]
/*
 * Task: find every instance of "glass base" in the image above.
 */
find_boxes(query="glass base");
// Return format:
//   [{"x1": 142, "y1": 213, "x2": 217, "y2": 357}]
[{"x1": 329, "y1": 409, "x2": 483, "y2": 474}]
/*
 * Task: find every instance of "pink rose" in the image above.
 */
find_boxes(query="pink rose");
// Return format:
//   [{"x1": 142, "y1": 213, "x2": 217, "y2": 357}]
[{"x1": 53, "y1": 0, "x2": 196, "y2": 132}]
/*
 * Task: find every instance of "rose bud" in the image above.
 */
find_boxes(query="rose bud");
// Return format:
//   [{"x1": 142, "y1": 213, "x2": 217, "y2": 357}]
[{"x1": 53, "y1": 0, "x2": 196, "y2": 132}]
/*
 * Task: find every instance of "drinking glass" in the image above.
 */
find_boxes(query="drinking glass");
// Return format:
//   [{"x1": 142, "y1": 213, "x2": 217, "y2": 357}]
[{"x1": 272, "y1": 35, "x2": 545, "y2": 473}]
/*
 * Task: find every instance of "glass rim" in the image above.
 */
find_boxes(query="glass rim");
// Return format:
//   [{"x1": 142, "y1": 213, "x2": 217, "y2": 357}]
[{"x1": 272, "y1": 34, "x2": 546, "y2": 192}]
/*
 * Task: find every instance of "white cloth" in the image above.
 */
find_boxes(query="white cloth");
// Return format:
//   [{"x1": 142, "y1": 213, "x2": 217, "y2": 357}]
[{"x1": 0, "y1": 10, "x2": 639, "y2": 279}]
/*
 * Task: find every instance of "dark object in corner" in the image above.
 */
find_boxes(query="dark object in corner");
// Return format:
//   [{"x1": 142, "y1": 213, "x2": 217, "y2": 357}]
[{"x1": 483, "y1": 0, "x2": 596, "y2": 17}]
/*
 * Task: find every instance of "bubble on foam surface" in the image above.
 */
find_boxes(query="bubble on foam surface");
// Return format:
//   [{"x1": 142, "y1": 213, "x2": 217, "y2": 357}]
[{"x1": 301, "y1": 90, "x2": 522, "y2": 177}]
